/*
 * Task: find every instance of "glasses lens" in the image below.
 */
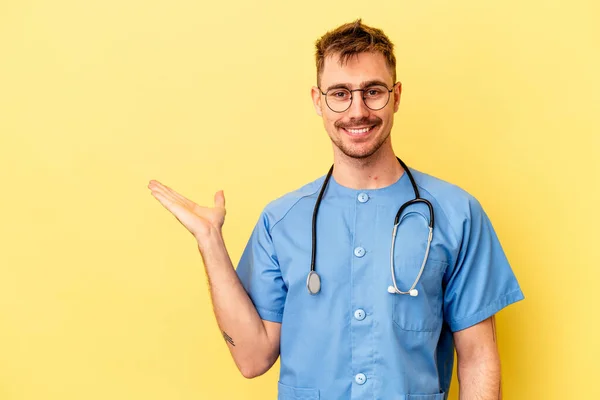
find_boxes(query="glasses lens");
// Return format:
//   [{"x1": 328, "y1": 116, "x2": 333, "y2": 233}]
[
  {"x1": 363, "y1": 85, "x2": 391, "y2": 110},
  {"x1": 326, "y1": 88, "x2": 352, "y2": 112}
]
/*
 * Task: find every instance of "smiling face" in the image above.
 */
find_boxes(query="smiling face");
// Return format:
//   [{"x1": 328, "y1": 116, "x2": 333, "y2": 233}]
[{"x1": 312, "y1": 51, "x2": 402, "y2": 161}]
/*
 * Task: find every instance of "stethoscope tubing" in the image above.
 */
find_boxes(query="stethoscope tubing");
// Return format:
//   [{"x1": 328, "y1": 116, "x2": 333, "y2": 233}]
[{"x1": 308, "y1": 158, "x2": 435, "y2": 296}]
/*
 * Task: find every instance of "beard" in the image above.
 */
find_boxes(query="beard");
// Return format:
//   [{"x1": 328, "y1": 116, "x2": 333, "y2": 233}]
[{"x1": 330, "y1": 116, "x2": 390, "y2": 159}]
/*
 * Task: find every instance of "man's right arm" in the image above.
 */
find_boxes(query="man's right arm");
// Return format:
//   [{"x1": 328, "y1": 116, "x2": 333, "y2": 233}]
[
  {"x1": 198, "y1": 230, "x2": 281, "y2": 379},
  {"x1": 147, "y1": 180, "x2": 280, "y2": 378}
]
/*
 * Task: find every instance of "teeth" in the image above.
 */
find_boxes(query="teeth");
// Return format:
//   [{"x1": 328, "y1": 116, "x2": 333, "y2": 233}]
[{"x1": 346, "y1": 127, "x2": 371, "y2": 134}]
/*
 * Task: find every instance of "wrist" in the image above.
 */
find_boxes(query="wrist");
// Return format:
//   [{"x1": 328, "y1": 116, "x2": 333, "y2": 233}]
[{"x1": 196, "y1": 226, "x2": 224, "y2": 253}]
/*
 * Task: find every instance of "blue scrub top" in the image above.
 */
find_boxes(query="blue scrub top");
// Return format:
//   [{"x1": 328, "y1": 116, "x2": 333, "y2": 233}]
[{"x1": 236, "y1": 168, "x2": 524, "y2": 400}]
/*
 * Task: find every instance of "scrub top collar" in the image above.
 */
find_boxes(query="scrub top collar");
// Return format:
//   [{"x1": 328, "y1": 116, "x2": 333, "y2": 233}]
[{"x1": 327, "y1": 168, "x2": 411, "y2": 200}]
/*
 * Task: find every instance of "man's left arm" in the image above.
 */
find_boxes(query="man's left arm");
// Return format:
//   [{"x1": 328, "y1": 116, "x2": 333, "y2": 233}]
[{"x1": 453, "y1": 316, "x2": 502, "y2": 400}]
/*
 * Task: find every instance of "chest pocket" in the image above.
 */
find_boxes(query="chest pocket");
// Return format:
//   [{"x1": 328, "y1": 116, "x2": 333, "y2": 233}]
[
  {"x1": 391, "y1": 258, "x2": 447, "y2": 332},
  {"x1": 278, "y1": 382, "x2": 319, "y2": 400}
]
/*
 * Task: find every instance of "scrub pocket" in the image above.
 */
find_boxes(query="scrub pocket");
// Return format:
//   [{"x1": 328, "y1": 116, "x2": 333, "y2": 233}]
[
  {"x1": 399, "y1": 392, "x2": 446, "y2": 399},
  {"x1": 392, "y1": 259, "x2": 447, "y2": 332},
  {"x1": 277, "y1": 381, "x2": 319, "y2": 400}
]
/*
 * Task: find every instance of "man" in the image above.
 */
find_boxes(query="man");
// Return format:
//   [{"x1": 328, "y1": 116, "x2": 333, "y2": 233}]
[{"x1": 148, "y1": 20, "x2": 523, "y2": 400}]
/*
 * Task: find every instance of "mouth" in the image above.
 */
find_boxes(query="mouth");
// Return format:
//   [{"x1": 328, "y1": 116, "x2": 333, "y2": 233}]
[{"x1": 341, "y1": 125, "x2": 376, "y2": 137}]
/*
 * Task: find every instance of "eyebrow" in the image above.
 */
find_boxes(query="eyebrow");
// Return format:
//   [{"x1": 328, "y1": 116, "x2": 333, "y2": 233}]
[{"x1": 324, "y1": 80, "x2": 392, "y2": 92}]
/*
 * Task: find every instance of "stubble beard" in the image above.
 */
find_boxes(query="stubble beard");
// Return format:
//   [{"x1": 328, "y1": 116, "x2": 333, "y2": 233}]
[{"x1": 329, "y1": 123, "x2": 391, "y2": 160}]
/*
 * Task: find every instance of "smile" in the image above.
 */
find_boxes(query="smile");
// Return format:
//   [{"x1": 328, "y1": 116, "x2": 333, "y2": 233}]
[{"x1": 342, "y1": 126, "x2": 375, "y2": 136}]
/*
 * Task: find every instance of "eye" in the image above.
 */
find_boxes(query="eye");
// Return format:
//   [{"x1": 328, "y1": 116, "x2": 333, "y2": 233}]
[
  {"x1": 329, "y1": 89, "x2": 350, "y2": 100},
  {"x1": 365, "y1": 87, "x2": 385, "y2": 97}
]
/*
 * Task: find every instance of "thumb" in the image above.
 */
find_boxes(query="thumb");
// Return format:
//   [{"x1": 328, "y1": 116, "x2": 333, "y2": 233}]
[{"x1": 214, "y1": 190, "x2": 225, "y2": 209}]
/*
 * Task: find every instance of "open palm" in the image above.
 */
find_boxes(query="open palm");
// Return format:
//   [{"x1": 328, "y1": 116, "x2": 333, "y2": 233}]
[{"x1": 147, "y1": 180, "x2": 226, "y2": 242}]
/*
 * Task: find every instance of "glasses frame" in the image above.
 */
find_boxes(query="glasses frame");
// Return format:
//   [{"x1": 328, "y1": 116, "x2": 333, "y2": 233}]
[{"x1": 318, "y1": 82, "x2": 398, "y2": 113}]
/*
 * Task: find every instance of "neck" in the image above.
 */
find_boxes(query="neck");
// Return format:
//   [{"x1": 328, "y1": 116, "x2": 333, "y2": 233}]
[{"x1": 331, "y1": 144, "x2": 404, "y2": 190}]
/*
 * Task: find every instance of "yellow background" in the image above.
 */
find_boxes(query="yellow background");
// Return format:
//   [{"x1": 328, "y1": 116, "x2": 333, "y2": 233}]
[{"x1": 1, "y1": 0, "x2": 598, "y2": 398}]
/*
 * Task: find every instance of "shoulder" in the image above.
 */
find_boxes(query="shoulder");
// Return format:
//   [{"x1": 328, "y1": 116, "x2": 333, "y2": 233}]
[
  {"x1": 410, "y1": 169, "x2": 478, "y2": 205},
  {"x1": 410, "y1": 169, "x2": 485, "y2": 232},
  {"x1": 260, "y1": 175, "x2": 326, "y2": 232}
]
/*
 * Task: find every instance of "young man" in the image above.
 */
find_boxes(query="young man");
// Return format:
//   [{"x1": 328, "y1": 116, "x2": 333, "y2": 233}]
[{"x1": 148, "y1": 20, "x2": 523, "y2": 400}]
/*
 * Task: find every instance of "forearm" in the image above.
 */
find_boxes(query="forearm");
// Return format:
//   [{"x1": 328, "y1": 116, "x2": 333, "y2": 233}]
[
  {"x1": 457, "y1": 348, "x2": 501, "y2": 400},
  {"x1": 198, "y1": 231, "x2": 279, "y2": 378}
]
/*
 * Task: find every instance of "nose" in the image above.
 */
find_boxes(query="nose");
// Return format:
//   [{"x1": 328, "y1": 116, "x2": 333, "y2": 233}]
[{"x1": 347, "y1": 93, "x2": 370, "y2": 119}]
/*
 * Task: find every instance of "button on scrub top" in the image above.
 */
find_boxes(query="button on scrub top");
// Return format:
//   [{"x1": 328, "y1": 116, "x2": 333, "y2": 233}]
[{"x1": 236, "y1": 168, "x2": 524, "y2": 400}]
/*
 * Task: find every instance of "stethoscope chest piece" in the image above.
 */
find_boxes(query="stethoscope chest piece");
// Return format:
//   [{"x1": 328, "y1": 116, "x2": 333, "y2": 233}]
[{"x1": 307, "y1": 271, "x2": 321, "y2": 295}]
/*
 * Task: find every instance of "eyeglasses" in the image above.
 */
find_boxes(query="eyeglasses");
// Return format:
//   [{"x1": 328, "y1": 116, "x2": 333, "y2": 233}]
[{"x1": 319, "y1": 83, "x2": 396, "y2": 113}]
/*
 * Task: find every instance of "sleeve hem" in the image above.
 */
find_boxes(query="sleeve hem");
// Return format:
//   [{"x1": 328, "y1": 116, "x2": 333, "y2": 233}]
[
  {"x1": 448, "y1": 289, "x2": 525, "y2": 332},
  {"x1": 256, "y1": 306, "x2": 284, "y2": 323}
]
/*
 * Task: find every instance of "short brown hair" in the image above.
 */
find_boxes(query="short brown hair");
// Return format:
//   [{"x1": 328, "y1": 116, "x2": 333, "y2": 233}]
[{"x1": 315, "y1": 19, "x2": 396, "y2": 86}]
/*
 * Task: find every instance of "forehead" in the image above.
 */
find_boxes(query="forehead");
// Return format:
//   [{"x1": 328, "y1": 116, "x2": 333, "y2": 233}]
[{"x1": 320, "y1": 52, "x2": 394, "y2": 88}]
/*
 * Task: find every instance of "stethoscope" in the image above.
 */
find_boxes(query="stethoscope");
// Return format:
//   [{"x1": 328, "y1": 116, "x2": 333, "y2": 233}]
[{"x1": 306, "y1": 157, "x2": 435, "y2": 297}]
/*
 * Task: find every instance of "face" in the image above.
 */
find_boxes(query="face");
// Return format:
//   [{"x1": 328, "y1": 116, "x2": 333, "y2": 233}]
[{"x1": 312, "y1": 52, "x2": 402, "y2": 160}]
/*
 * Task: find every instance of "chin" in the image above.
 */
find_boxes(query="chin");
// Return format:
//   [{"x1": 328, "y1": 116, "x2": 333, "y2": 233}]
[
  {"x1": 339, "y1": 144, "x2": 382, "y2": 160},
  {"x1": 337, "y1": 136, "x2": 391, "y2": 160}
]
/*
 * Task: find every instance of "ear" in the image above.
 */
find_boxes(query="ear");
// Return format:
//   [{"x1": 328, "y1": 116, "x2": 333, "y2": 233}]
[
  {"x1": 393, "y1": 82, "x2": 402, "y2": 112},
  {"x1": 311, "y1": 86, "x2": 323, "y2": 116}
]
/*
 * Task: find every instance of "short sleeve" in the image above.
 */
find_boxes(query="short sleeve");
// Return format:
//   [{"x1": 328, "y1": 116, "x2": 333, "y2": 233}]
[
  {"x1": 236, "y1": 211, "x2": 287, "y2": 323},
  {"x1": 443, "y1": 197, "x2": 524, "y2": 332}
]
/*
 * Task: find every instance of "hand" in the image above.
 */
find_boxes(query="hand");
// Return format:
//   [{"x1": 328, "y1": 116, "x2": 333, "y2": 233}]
[{"x1": 147, "y1": 180, "x2": 226, "y2": 243}]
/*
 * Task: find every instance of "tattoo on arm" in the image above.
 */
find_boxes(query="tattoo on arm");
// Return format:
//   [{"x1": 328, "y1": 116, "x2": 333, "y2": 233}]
[
  {"x1": 492, "y1": 316, "x2": 502, "y2": 399},
  {"x1": 222, "y1": 331, "x2": 235, "y2": 347}
]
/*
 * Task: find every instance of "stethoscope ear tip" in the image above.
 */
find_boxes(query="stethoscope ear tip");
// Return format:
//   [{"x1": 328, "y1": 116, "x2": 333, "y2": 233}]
[{"x1": 387, "y1": 286, "x2": 396, "y2": 294}]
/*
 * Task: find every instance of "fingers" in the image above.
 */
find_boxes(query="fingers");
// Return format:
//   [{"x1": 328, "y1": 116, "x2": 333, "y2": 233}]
[
  {"x1": 162, "y1": 183, "x2": 189, "y2": 204},
  {"x1": 149, "y1": 180, "x2": 186, "y2": 202},
  {"x1": 214, "y1": 190, "x2": 225, "y2": 209},
  {"x1": 150, "y1": 188, "x2": 177, "y2": 212},
  {"x1": 148, "y1": 180, "x2": 176, "y2": 202},
  {"x1": 150, "y1": 188, "x2": 196, "y2": 233},
  {"x1": 148, "y1": 180, "x2": 223, "y2": 215}
]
